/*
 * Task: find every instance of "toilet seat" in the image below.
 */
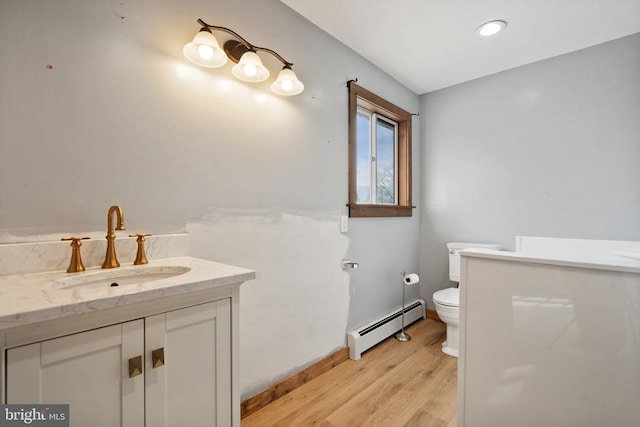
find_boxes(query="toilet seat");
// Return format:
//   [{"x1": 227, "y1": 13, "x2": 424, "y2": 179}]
[{"x1": 433, "y1": 287, "x2": 459, "y2": 307}]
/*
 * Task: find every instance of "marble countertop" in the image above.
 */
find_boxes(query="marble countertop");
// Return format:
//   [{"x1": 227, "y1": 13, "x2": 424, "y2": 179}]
[{"x1": 0, "y1": 256, "x2": 255, "y2": 331}]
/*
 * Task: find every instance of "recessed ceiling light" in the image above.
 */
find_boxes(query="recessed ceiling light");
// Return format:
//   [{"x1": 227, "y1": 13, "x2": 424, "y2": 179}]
[{"x1": 477, "y1": 20, "x2": 507, "y2": 37}]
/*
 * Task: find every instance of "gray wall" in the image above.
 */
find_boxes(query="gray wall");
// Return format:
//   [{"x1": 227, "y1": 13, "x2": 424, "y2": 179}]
[
  {"x1": 0, "y1": 0, "x2": 419, "y2": 396},
  {"x1": 419, "y1": 33, "x2": 640, "y2": 306}
]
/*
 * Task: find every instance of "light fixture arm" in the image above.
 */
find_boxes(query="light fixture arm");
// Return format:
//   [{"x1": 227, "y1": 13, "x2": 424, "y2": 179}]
[{"x1": 196, "y1": 19, "x2": 293, "y2": 67}]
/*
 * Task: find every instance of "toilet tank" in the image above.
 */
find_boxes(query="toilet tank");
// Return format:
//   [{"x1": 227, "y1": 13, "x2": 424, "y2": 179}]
[{"x1": 447, "y1": 242, "x2": 502, "y2": 282}]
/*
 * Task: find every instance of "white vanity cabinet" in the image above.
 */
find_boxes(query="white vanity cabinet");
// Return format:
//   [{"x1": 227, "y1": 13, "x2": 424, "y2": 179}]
[
  {"x1": 7, "y1": 319, "x2": 145, "y2": 426},
  {"x1": 0, "y1": 255, "x2": 254, "y2": 426},
  {"x1": 5, "y1": 299, "x2": 232, "y2": 427},
  {"x1": 145, "y1": 299, "x2": 231, "y2": 426}
]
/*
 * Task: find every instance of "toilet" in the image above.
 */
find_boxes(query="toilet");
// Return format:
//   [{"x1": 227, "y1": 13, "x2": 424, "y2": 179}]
[{"x1": 433, "y1": 242, "x2": 501, "y2": 357}]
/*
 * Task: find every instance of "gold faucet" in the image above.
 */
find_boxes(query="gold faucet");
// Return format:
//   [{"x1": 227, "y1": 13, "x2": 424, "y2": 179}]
[{"x1": 102, "y1": 205, "x2": 126, "y2": 268}]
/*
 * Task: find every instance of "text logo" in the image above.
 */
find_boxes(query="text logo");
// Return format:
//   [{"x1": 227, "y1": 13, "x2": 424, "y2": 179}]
[{"x1": 0, "y1": 405, "x2": 68, "y2": 426}]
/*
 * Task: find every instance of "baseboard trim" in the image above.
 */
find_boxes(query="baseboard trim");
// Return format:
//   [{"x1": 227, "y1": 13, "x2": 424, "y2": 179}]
[
  {"x1": 427, "y1": 308, "x2": 442, "y2": 322},
  {"x1": 240, "y1": 347, "x2": 350, "y2": 418}
]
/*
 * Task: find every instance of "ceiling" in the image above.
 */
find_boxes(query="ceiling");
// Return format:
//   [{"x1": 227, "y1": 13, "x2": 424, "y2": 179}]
[{"x1": 281, "y1": 0, "x2": 640, "y2": 94}]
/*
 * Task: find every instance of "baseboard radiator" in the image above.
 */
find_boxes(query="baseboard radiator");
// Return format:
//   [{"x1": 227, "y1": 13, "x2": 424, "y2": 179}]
[{"x1": 347, "y1": 298, "x2": 426, "y2": 360}]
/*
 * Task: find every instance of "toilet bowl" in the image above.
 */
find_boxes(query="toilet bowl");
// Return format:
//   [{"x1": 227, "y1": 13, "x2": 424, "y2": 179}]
[
  {"x1": 433, "y1": 287, "x2": 460, "y2": 357},
  {"x1": 433, "y1": 242, "x2": 501, "y2": 358}
]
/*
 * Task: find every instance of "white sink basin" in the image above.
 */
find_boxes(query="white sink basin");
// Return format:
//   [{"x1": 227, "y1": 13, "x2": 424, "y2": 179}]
[{"x1": 52, "y1": 265, "x2": 191, "y2": 290}]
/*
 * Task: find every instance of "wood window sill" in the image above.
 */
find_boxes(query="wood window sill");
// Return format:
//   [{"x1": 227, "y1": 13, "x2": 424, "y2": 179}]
[{"x1": 348, "y1": 204, "x2": 413, "y2": 218}]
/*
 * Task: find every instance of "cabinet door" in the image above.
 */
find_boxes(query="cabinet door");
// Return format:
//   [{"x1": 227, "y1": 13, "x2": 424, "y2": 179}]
[
  {"x1": 145, "y1": 299, "x2": 231, "y2": 427},
  {"x1": 6, "y1": 320, "x2": 145, "y2": 427}
]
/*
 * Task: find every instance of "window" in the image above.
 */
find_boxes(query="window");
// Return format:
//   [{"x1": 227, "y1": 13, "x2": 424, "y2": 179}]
[{"x1": 348, "y1": 82, "x2": 413, "y2": 217}]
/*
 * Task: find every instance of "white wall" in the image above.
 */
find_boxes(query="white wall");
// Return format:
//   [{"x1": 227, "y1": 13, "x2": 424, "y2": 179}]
[
  {"x1": 187, "y1": 210, "x2": 350, "y2": 396},
  {"x1": 0, "y1": 0, "x2": 420, "y2": 397},
  {"x1": 419, "y1": 33, "x2": 640, "y2": 307}
]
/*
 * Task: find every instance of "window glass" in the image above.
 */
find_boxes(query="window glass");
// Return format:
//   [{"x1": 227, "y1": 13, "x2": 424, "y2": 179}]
[{"x1": 375, "y1": 118, "x2": 396, "y2": 204}]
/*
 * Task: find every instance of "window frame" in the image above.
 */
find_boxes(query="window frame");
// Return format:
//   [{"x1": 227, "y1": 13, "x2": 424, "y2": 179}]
[{"x1": 348, "y1": 82, "x2": 413, "y2": 217}]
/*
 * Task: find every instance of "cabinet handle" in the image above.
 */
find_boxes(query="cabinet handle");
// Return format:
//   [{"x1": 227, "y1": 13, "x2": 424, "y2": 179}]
[
  {"x1": 128, "y1": 355, "x2": 143, "y2": 378},
  {"x1": 152, "y1": 348, "x2": 165, "y2": 368}
]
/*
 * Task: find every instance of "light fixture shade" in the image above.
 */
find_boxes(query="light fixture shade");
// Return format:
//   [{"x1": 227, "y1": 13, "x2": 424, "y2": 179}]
[
  {"x1": 183, "y1": 30, "x2": 228, "y2": 68},
  {"x1": 271, "y1": 67, "x2": 304, "y2": 96},
  {"x1": 231, "y1": 51, "x2": 270, "y2": 82}
]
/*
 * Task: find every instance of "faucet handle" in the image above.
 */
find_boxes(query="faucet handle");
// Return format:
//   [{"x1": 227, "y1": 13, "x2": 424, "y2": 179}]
[
  {"x1": 61, "y1": 237, "x2": 90, "y2": 273},
  {"x1": 129, "y1": 234, "x2": 151, "y2": 265}
]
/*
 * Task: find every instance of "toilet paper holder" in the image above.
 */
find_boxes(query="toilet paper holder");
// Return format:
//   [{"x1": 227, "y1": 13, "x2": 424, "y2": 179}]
[
  {"x1": 342, "y1": 260, "x2": 359, "y2": 269},
  {"x1": 396, "y1": 271, "x2": 420, "y2": 342}
]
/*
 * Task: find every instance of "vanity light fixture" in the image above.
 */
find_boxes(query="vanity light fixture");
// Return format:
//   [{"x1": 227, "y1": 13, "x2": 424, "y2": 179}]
[
  {"x1": 477, "y1": 20, "x2": 507, "y2": 36},
  {"x1": 183, "y1": 19, "x2": 304, "y2": 96}
]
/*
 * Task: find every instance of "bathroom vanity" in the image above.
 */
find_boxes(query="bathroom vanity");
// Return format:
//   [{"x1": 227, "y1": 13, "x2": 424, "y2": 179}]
[
  {"x1": 457, "y1": 237, "x2": 640, "y2": 426},
  {"x1": 0, "y1": 243, "x2": 254, "y2": 427}
]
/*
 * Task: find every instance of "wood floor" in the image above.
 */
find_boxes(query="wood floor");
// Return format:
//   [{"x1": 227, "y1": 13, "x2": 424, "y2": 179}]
[{"x1": 242, "y1": 318, "x2": 457, "y2": 427}]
